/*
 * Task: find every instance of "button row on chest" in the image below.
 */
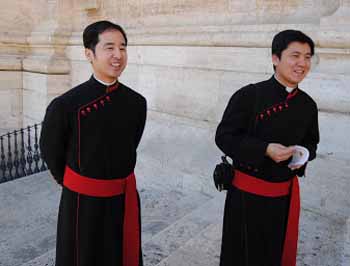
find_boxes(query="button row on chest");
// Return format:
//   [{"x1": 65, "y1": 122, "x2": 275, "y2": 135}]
[
  {"x1": 80, "y1": 95, "x2": 111, "y2": 116},
  {"x1": 258, "y1": 102, "x2": 289, "y2": 121}
]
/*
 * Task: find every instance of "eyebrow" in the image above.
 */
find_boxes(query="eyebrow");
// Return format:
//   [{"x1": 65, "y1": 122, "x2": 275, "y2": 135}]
[
  {"x1": 290, "y1": 51, "x2": 312, "y2": 56},
  {"x1": 103, "y1": 42, "x2": 127, "y2": 47}
]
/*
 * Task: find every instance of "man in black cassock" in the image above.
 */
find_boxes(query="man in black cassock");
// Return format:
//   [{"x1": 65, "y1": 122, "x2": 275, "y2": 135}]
[
  {"x1": 215, "y1": 30, "x2": 319, "y2": 266},
  {"x1": 40, "y1": 21, "x2": 146, "y2": 266}
]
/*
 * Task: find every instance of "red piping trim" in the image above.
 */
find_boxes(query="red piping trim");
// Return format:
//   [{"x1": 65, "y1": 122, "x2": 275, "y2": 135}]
[
  {"x1": 75, "y1": 194, "x2": 80, "y2": 266},
  {"x1": 77, "y1": 94, "x2": 107, "y2": 169},
  {"x1": 77, "y1": 111, "x2": 81, "y2": 169},
  {"x1": 255, "y1": 89, "x2": 299, "y2": 121},
  {"x1": 76, "y1": 83, "x2": 120, "y2": 169},
  {"x1": 287, "y1": 89, "x2": 298, "y2": 100}
]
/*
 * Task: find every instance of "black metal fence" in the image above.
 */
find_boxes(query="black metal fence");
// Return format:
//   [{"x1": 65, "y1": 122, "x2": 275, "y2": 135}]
[{"x1": 0, "y1": 123, "x2": 47, "y2": 184}]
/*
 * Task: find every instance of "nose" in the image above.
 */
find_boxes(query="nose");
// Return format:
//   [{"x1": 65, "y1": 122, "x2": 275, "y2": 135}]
[
  {"x1": 299, "y1": 58, "x2": 306, "y2": 66},
  {"x1": 298, "y1": 56, "x2": 310, "y2": 67},
  {"x1": 113, "y1": 49, "x2": 122, "y2": 59}
]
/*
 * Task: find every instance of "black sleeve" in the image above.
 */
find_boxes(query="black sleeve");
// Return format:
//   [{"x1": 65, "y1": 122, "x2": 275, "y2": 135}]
[
  {"x1": 135, "y1": 97, "x2": 147, "y2": 148},
  {"x1": 295, "y1": 104, "x2": 320, "y2": 177},
  {"x1": 302, "y1": 105, "x2": 319, "y2": 161},
  {"x1": 40, "y1": 97, "x2": 69, "y2": 184},
  {"x1": 215, "y1": 86, "x2": 268, "y2": 166}
]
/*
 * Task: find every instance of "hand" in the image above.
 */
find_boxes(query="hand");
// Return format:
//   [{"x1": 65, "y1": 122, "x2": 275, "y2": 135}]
[
  {"x1": 288, "y1": 164, "x2": 303, "y2": 170},
  {"x1": 266, "y1": 143, "x2": 295, "y2": 163}
]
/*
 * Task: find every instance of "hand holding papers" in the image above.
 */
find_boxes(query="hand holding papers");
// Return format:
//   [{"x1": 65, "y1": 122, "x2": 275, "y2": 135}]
[{"x1": 288, "y1": 145, "x2": 309, "y2": 170}]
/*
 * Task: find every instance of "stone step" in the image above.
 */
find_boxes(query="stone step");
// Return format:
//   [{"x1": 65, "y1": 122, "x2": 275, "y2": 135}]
[
  {"x1": 19, "y1": 249, "x2": 55, "y2": 266},
  {"x1": 298, "y1": 208, "x2": 348, "y2": 266},
  {"x1": 1, "y1": 169, "x2": 215, "y2": 266},
  {"x1": 141, "y1": 185, "x2": 213, "y2": 243},
  {"x1": 19, "y1": 193, "x2": 225, "y2": 266},
  {"x1": 142, "y1": 193, "x2": 225, "y2": 266},
  {"x1": 155, "y1": 222, "x2": 221, "y2": 266},
  {"x1": 19, "y1": 201, "x2": 349, "y2": 266},
  {"x1": 5, "y1": 177, "x2": 350, "y2": 266},
  {"x1": 0, "y1": 173, "x2": 59, "y2": 266},
  {"x1": 154, "y1": 204, "x2": 349, "y2": 266}
]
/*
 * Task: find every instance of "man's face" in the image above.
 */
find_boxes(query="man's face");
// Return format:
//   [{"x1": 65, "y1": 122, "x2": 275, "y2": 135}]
[
  {"x1": 272, "y1": 41, "x2": 312, "y2": 88},
  {"x1": 85, "y1": 29, "x2": 127, "y2": 83}
]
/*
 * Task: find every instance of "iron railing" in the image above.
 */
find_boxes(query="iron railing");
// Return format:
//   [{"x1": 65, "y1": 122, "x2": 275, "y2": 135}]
[{"x1": 0, "y1": 123, "x2": 47, "y2": 183}]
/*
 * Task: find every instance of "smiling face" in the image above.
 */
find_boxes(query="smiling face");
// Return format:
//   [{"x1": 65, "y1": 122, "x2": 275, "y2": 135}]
[
  {"x1": 85, "y1": 29, "x2": 127, "y2": 83},
  {"x1": 272, "y1": 41, "x2": 312, "y2": 88}
]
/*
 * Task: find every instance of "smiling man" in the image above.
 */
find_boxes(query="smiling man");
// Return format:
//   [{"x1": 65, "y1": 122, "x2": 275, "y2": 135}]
[
  {"x1": 215, "y1": 30, "x2": 320, "y2": 266},
  {"x1": 40, "y1": 21, "x2": 146, "y2": 266}
]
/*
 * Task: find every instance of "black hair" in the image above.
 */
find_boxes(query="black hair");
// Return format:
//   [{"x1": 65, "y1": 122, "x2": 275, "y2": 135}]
[
  {"x1": 83, "y1": 20, "x2": 128, "y2": 53},
  {"x1": 272, "y1": 29, "x2": 315, "y2": 58}
]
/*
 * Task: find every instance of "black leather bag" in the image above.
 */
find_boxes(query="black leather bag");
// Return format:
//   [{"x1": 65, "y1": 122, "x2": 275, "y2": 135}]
[{"x1": 213, "y1": 156, "x2": 234, "y2": 191}]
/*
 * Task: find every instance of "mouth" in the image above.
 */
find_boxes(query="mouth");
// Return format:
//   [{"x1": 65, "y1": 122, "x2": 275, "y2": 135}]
[
  {"x1": 111, "y1": 62, "x2": 121, "y2": 68},
  {"x1": 293, "y1": 69, "x2": 305, "y2": 77}
]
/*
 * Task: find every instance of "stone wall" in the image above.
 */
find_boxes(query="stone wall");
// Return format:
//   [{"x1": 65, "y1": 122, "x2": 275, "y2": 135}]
[
  {"x1": 0, "y1": 0, "x2": 349, "y2": 218},
  {"x1": 1, "y1": 0, "x2": 349, "y2": 125}
]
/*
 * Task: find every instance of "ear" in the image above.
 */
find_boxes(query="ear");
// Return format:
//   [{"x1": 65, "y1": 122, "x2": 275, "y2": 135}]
[
  {"x1": 272, "y1": 54, "x2": 280, "y2": 68},
  {"x1": 85, "y1": 48, "x2": 94, "y2": 63}
]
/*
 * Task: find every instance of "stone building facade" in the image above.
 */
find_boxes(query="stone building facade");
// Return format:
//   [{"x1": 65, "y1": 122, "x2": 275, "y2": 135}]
[{"x1": 0, "y1": 0, "x2": 349, "y2": 219}]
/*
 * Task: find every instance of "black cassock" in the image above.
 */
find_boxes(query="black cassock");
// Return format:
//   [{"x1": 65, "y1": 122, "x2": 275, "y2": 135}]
[
  {"x1": 215, "y1": 76, "x2": 319, "y2": 266},
  {"x1": 40, "y1": 76, "x2": 146, "y2": 266}
]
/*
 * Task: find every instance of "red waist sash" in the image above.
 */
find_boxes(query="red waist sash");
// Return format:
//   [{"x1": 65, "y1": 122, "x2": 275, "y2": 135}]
[
  {"x1": 63, "y1": 166, "x2": 140, "y2": 266},
  {"x1": 232, "y1": 170, "x2": 300, "y2": 266}
]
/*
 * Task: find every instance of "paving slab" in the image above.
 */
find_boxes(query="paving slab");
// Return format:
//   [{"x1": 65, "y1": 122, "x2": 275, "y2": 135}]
[
  {"x1": 142, "y1": 193, "x2": 225, "y2": 266},
  {"x1": 149, "y1": 199, "x2": 348, "y2": 266},
  {"x1": 19, "y1": 203, "x2": 349, "y2": 266},
  {"x1": 0, "y1": 173, "x2": 59, "y2": 266}
]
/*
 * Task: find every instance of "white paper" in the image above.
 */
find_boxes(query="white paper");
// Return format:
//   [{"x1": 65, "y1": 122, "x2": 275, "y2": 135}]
[{"x1": 288, "y1": 145, "x2": 309, "y2": 167}]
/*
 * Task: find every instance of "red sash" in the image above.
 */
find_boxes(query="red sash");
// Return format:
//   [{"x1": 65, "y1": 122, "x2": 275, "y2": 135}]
[
  {"x1": 232, "y1": 170, "x2": 300, "y2": 266},
  {"x1": 63, "y1": 166, "x2": 140, "y2": 266}
]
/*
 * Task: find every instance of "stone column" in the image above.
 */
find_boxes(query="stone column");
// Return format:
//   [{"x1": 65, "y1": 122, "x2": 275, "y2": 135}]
[
  {"x1": 0, "y1": 1, "x2": 29, "y2": 132},
  {"x1": 307, "y1": 0, "x2": 350, "y2": 114},
  {"x1": 22, "y1": 0, "x2": 73, "y2": 126},
  {"x1": 0, "y1": 51, "x2": 23, "y2": 133}
]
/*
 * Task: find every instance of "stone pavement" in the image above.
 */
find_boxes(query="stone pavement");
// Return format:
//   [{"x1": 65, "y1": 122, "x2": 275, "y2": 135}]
[{"x1": 0, "y1": 111, "x2": 349, "y2": 266}]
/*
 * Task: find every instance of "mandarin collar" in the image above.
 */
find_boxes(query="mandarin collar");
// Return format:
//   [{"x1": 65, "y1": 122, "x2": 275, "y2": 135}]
[
  {"x1": 271, "y1": 75, "x2": 298, "y2": 94},
  {"x1": 88, "y1": 75, "x2": 118, "y2": 91},
  {"x1": 93, "y1": 74, "x2": 117, "y2": 86}
]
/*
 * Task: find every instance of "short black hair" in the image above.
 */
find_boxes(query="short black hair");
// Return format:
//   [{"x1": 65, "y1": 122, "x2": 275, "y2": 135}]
[
  {"x1": 83, "y1": 20, "x2": 128, "y2": 53},
  {"x1": 272, "y1": 29, "x2": 315, "y2": 59}
]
